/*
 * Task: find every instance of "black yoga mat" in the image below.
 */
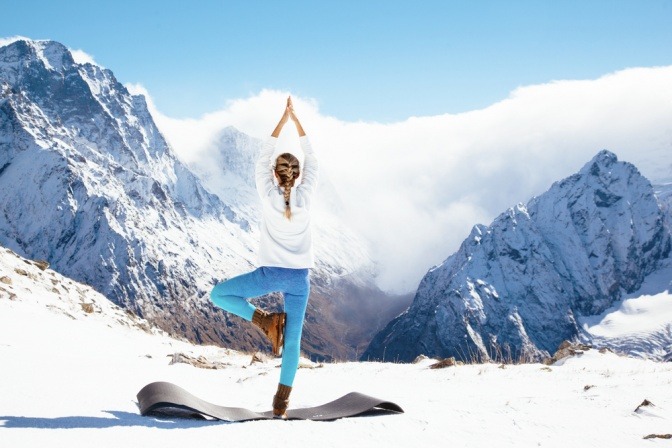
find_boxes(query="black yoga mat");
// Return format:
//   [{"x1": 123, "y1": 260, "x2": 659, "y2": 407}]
[{"x1": 137, "y1": 381, "x2": 404, "y2": 422}]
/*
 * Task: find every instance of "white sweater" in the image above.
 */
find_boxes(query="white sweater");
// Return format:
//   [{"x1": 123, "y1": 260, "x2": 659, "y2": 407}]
[{"x1": 255, "y1": 135, "x2": 318, "y2": 269}]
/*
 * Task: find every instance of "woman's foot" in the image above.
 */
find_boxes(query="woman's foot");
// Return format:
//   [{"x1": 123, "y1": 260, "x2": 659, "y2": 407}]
[
  {"x1": 273, "y1": 383, "x2": 292, "y2": 418},
  {"x1": 252, "y1": 309, "x2": 286, "y2": 356}
]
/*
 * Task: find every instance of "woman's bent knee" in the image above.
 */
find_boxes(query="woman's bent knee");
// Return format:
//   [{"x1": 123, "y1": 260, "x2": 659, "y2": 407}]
[{"x1": 210, "y1": 283, "x2": 229, "y2": 308}]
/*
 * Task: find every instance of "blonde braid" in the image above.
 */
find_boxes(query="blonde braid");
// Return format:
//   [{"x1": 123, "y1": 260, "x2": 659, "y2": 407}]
[{"x1": 274, "y1": 153, "x2": 300, "y2": 219}]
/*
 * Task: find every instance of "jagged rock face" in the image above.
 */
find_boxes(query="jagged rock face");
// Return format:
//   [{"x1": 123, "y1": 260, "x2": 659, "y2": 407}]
[
  {"x1": 364, "y1": 150, "x2": 671, "y2": 363},
  {"x1": 655, "y1": 182, "x2": 672, "y2": 234},
  {"x1": 0, "y1": 39, "x2": 258, "y2": 343}
]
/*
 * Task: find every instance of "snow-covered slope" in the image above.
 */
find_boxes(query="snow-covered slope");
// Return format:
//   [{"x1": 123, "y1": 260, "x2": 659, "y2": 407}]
[
  {"x1": 580, "y1": 259, "x2": 672, "y2": 361},
  {"x1": 0, "y1": 245, "x2": 168, "y2": 338},
  {"x1": 1, "y1": 246, "x2": 671, "y2": 448},
  {"x1": 0, "y1": 38, "x2": 258, "y2": 345},
  {"x1": 364, "y1": 150, "x2": 671, "y2": 362},
  {"x1": 0, "y1": 38, "x2": 397, "y2": 360}
]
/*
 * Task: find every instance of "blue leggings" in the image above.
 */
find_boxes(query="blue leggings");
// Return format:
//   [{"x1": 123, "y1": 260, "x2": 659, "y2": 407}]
[{"x1": 210, "y1": 266, "x2": 310, "y2": 387}]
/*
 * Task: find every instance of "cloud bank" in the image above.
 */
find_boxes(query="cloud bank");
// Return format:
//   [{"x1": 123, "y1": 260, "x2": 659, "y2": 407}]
[
  {"x1": 0, "y1": 35, "x2": 33, "y2": 48},
  {"x1": 129, "y1": 66, "x2": 672, "y2": 293}
]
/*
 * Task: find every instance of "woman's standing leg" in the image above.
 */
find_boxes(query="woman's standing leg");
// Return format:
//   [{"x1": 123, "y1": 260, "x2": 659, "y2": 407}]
[
  {"x1": 272, "y1": 268, "x2": 310, "y2": 417},
  {"x1": 211, "y1": 266, "x2": 310, "y2": 417},
  {"x1": 279, "y1": 289, "x2": 310, "y2": 386}
]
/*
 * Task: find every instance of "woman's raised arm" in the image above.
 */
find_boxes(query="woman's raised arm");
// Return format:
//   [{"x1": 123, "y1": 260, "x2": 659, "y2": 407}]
[{"x1": 271, "y1": 99, "x2": 290, "y2": 138}]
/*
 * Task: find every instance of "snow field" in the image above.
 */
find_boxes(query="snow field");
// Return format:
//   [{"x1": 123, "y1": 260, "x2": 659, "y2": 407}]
[{"x1": 1, "y1": 248, "x2": 672, "y2": 447}]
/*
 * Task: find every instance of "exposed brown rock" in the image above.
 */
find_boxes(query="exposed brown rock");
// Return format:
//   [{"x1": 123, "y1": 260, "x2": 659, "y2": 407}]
[
  {"x1": 429, "y1": 357, "x2": 457, "y2": 369},
  {"x1": 33, "y1": 260, "x2": 50, "y2": 271},
  {"x1": 634, "y1": 399, "x2": 654, "y2": 413},
  {"x1": 80, "y1": 302, "x2": 95, "y2": 314},
  {"x1": 543, "y1": 341, "x2": 592, "y2": 365},
  {"x1": 0, "y1": 286, "x2": 17, "y2": 301},
  {"x1": 0, "y1": 276, "x2": 11, "y2": 285}
]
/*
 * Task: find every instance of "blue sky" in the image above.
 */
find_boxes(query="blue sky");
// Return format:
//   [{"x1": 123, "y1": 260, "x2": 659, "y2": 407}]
[
  {"x1": 2, "y1": 1, "x2": 672, "y2": 291},
  {"x1": 3, "y1": 0, "x2": 671, "y2": 122}
]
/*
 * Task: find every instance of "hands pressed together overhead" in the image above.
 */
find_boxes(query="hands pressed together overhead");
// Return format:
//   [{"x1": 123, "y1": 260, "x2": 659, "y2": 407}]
[{"x1": 272, "y1": 96, "x2": 306, "y2": 138}]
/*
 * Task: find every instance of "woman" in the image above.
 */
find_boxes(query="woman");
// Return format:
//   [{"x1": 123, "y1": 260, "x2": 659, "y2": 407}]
[{"x1": 210, "y1": 96, "x2": 317, "y2": 418}]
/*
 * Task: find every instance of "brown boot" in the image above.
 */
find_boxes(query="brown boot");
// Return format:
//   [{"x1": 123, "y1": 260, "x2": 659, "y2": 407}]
[
  {"x1": 273, "y1": 383, "x2": 292, "y2": 418},
  {"x1": 252, "y1": 309, "x2": 286, "y2": 356}
]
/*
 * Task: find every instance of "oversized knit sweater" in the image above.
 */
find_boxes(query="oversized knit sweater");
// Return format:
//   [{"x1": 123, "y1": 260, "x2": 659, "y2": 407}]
[{"x1": 255, "y1": 135, "x2": 318, "y2": 269}]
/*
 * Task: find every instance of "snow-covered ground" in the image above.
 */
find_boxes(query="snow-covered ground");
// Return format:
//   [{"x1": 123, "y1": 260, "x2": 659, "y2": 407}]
[
  {"x1": 581, "y1": 259, "x2": 672, "y2": 361},
  {"x1": 1, "y1": 247, "x2": 672, "y2": 447}
]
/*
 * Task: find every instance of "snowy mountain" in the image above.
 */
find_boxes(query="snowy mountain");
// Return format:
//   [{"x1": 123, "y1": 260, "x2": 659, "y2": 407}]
[
  {"x1": 0, "y1": 38, "x2": 261, "y2": 347},
  {"x1": 364, "y1": 150, "x2": 672, "y2": 362},
  {"x1": 580, "y1": 258, "x2": 672, "y2": 361},
  {"x1": 2, "y1": 243, "x2": 672, "y2": 447},
  {"x1": 0, "y1": 38, "x2": 403, "y2": 360}
]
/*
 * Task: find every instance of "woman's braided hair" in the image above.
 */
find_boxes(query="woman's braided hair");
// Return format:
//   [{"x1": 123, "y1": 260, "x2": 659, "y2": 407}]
[{"x1": 274, "y1": 153, "x2": 301, "y2": 219}]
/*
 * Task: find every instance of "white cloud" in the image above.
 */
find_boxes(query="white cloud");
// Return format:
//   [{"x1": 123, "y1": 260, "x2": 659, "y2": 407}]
[
  {"x1": 69, "y1": 48, "x2": 99, "y2": 66},
  {"x1": 0, "y1": 35, "x2": 32, "y2": 47},
  {"x1": 133, "y1": 66, "x2": 672, "y2": 293}
]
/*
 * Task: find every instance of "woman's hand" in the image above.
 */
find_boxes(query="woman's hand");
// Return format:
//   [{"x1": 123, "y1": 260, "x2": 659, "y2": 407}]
[
  {"x1": 285, "y1": 96, "x2": 301, "y2": 125},
  {"x1": 286, "y1": 96, "x2": 306, "y2": 136},
  {"x1": 287, "y1": 97, "x2": 297, "y2": 121},
  {"x1": 280, "y1": 99, "x2": 291, "y2": 124},
  {"x1": 272, "y1": 96, "x2": 305, "y2": 137}
]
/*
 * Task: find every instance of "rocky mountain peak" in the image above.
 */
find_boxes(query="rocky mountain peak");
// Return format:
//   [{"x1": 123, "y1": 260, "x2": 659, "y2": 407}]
[
  {"x1": 1, "y1": 39, "x2": 75, "y2": 74},
  {"x1": 0, "y1": 37, "x2": 258, "y2": 345},
  {"x1": 364, "y1": 150, "x2": 671, "y2": 363}
]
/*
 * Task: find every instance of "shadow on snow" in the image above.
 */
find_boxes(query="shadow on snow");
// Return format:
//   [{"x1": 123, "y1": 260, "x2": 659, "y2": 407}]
[{"x1": 0, "y1": 410, "x2": 227, "y2": 430}]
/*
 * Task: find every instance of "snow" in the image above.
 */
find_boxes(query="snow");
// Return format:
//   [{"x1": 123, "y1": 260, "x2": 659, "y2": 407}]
[
  {"x1": 1, "y1": 248, "x2": 672, "y2": 447},
  {"x1": 587, "y1": 291, "x2": 672, "y2": 336},
  {"x1": 580, "y1": 260, "x2": 672, "y2": 360}
]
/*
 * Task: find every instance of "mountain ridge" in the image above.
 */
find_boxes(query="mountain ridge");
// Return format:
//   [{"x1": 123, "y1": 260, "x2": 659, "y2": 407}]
[{"x1": 363, "y1": 149, "x2": 671, "y2": 362}]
